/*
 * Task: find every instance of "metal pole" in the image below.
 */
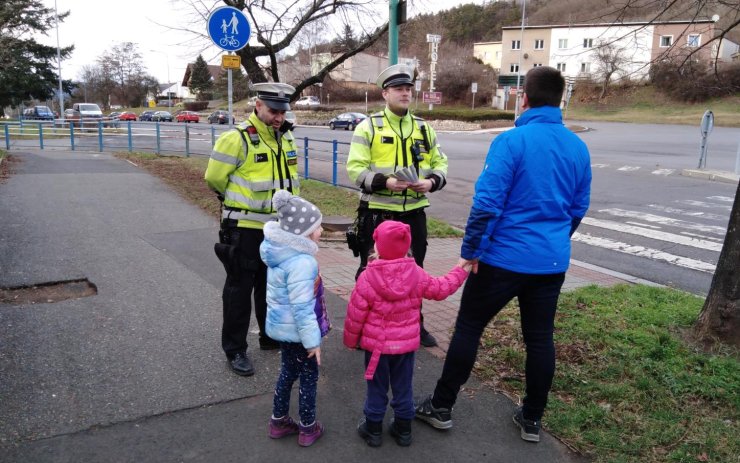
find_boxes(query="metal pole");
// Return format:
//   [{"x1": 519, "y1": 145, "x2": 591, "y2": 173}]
[
  {"x1": 156, "y1": 122, "x2": 161, "y2": 155},
  {"x1": 39, "y1": 123, "x2": 44, "y2": 149},
  {"x1": 54, "y1": 0, "x2": 64, "y2": 119},
  {"x1": 332, "y1": 140, "x2": 338, "y2": 186},
  {"x1": 3, "y1": 124, "x2": 9, "y2": 150},
  {"x1": 514, "y1": 0, "x2": 526, "y2": 119},
  {"x1": 303, "y1": 137, "x2": 310, "y2": 179},
  {"x1": 127, "y1": 121, "x2": 133, "y2": 152},
  {"x1": 98, "y1": 121, "x2": 104, "y2": 151},
  {"x1": 185, "y1": 124, "x2": 190, "y2": 157},
  {"x1": 389, "y1": 0, "x2": 399, "y2": 65},
  {"x1": 228, "y1": 67, "x2": 233, "y2": 129}
]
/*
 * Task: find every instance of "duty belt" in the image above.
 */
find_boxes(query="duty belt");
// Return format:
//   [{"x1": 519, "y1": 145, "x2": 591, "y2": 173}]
[{"x1": 222, "y1": 207, "x2": 277, "y2": 223}]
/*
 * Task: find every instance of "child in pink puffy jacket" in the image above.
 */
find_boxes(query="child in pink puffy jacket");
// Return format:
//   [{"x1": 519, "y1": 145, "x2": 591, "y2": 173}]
[{"x1": 344, "y1": 220, "x2": 470, "y2": 447}]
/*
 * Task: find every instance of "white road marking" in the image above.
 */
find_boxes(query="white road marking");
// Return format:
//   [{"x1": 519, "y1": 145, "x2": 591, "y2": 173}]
[
  {"x1": 572, "y1": 233, "x2": 716, "y2": 273},
  {"x1": 680, "y1": 232, "x2": 723, "y2": 242},
  {"x1": 675, "y1": 200, "x2": 732, "y2": 211},
  {"x1": 592, "y1": 163, "x2": 609, "y2": 168},
  {"x1": 647, "y1": 204, "x2": 727, "y2": 221},
  {"x1": 651, "y1": 168, "x2": 675, "y2": 176},
  {"x1": 582, "y1": 217, "x2": 723, "y2": 251},
  {"x1": 707, "y1": 196, "x2": 734, "y2": 202},
  {"x1": 618, "y1": 166, "x2": 641, "y2": 172},
  {"x1": 598, "y1": 208, "x2": 727, "y2": 235},
  {"x1": 625, "y1": 221, "x2": 661, "y2": 229}
]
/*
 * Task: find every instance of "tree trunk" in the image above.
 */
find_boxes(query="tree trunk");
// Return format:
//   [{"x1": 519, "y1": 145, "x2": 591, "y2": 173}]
[{"x1": 694, "y1": 180, "x2": 740, "y2": 347}]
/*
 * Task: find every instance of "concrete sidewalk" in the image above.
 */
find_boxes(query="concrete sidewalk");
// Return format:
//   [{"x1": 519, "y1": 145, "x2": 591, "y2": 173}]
[{"x1": 0, "y1": 149, "x2": 636, "y2": 462}]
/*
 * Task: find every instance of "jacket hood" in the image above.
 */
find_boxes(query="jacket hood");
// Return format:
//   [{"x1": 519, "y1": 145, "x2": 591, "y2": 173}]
[
  {"x1": 261, "y1": 221, "x2": 318, "y2": 268},
  {"x1": 363, "y1": 258, "x2": 420, "y2": 302}
]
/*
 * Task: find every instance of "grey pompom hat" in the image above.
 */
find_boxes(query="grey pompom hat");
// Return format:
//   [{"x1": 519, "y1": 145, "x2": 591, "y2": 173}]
[{"x1": 272, "y1": 190, "x2": 322, "y2": 236}]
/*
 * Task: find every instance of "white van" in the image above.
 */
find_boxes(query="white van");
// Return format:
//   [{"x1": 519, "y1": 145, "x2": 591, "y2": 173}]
[{"x1": 72, "y1": 103, "x2": 103, "y2": 120}]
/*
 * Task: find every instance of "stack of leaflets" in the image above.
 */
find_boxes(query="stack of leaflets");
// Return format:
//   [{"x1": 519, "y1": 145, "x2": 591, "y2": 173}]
[{"x1": 390, "y1": 166, "x2": 419, "y2": 183}]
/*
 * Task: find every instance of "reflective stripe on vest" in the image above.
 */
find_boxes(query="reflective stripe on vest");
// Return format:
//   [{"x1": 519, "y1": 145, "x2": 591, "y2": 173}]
[{"x1": 221, "y1": 209, "x2": 277, "y2": 223}]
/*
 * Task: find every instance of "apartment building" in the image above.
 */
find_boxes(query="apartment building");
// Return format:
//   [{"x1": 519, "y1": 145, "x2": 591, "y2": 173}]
[{"x1": 473, "y1": 41, "x2": 503, "y2": 70}]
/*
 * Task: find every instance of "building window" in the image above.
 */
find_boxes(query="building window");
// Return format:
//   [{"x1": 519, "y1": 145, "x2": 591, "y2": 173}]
[
  {"x1": 580, "y1": 62, "x2": 591, "y2": 73},
  {"x1": 583, "y1": 38, "x2": 593, "y2": 48},
  {"x1": 557, "y1": 62, "x2": 566, "y2": 72},
  {"x1": 510, "y1": 64, "x2": 519, "y2": 73},
  {"x1": 558, "y1": 38, "x2": 568, "y2": 49},
  {"x1": 687, "y1": 34, "x2": 701, "y2": 48},
  {"x1": 512, "y1": 40, "x2": 521, "y2": 50},
  {"x1": 660, "y1": 35, "x2": 673, "y2": 47},
  {"x1": 496, "y1": 51, "x2": 501, "y2": 59},
  {"x1": 484, "y1": 51, "x2": 490, "y2": 59},
  {"x1": 534, "y1": 39, "x2": 544, "y2": 50}
]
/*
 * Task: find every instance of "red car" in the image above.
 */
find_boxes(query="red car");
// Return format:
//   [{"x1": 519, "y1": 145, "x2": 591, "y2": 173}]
[
  {"x1": 176, "y1": 111, "x2": 200, "y2": 123},
  {"x1": 118, "y1": 111, "x2": 137, "y2": 121}
]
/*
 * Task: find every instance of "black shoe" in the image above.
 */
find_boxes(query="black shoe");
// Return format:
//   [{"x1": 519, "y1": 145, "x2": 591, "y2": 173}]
[
  {"x1": 420, "y1": 327, "x2": 438, "y2": 347},
  {"x1": 229, "y1": 352, "x2": 254, "y2": 376},
  {"x1": 259, "y1": 337, "x2": 280, "y2": 350},
  {"x1": 414, "y1": 394, "x2": 452, "y2": 429},
  {"x1": 357, "y1": 417, "x2": 382, "y2": 447},
  {"x1": 512, "y1": 406, "x2": 541, "y2": 443},
  {"x1": 389, "y1": 418, "x2": 412, "y2": 446}
]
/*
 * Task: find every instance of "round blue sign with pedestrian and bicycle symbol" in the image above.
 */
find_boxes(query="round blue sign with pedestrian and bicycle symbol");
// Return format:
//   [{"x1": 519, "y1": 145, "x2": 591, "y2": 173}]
[{"x1": 207, "y1": 6, "x2": 250, "y2": 52}]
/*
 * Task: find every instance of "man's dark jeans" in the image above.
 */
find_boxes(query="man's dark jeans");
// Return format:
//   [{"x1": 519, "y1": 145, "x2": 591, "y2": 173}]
[{"x1": 432, "y1": 263, "x2": 565, "y2": 421}]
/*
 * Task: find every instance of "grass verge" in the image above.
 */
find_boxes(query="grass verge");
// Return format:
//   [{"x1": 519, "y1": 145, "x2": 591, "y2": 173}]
[
  {"x1": 474, "y1": 284, "x2": 738, "y2": 463},
  {"x1": 113, "y1": 152, "x2": 462, "y2": 238}
]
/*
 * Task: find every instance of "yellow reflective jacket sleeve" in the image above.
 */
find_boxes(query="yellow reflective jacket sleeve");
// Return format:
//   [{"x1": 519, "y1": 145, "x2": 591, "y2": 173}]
[
  {"x1": 204, "y1": 130, "x2": 243, "y2": 194},
  {"x1": 346, "y1": 118, "x2": 375, "y2": 192}
]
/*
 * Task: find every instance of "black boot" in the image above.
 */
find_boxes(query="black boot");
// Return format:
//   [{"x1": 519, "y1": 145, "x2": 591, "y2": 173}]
[
  {"x1": 420, "y1": 325, "x2": 438, "y2": 347},
  {"x1": 389, "y1": 418, "x2": 412, "y2": 446},
  {"x1": 357, "y1": 417, "x2": 382, "y2": 447}
]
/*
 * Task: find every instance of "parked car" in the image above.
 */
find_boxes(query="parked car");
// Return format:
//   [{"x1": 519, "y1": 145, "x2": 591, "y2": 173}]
[
  {"x1": 294, "y1": 95, "x2": 320, "y2": 107},
  {"x1": 139, "y1": 111, "x2": 155, "y2": 122},
  {"x1": 63, "y1": 108, "x2": 81, "y2": 126},
  {"x1": 285, "y1": 111, "x2": 296, "y2": 127},
  {"x1": 23, "y1": 105, "x2": 55, "y2": 121},
  {"x1": 72, "y1": 103, "x2": 103, "y2": 121},
  {"x1": 176, "y1": 111, "x2": 200, "y2": 123},
  {"x1": 207, "y1": 110, "x2": 234, "y2": 124},
  {"x1": 106, "y1": 112, "x2": 121, "y2": 128},
  {"x1": 329, "y1": 112, "x2": 367, "y2": 131},
  {"x1": 151, "y1": 111, "x2": 173, "y2": 122},
  {"x1": 118, "y1": 111, "x2": 137, "y2": 121}
]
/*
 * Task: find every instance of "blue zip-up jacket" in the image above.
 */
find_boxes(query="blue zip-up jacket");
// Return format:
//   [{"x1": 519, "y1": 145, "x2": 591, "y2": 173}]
[{"x1": 461, "y1": 105, "x2": 591, "y2": 274}]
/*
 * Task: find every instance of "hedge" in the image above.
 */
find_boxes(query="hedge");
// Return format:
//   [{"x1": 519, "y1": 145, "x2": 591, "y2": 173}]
[{"x1": 412, "y1": 108, "x2": 514, "y2": 122}]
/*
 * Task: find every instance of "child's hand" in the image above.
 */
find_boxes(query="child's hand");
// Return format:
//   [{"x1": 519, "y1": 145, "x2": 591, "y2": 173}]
[
  {"x1": 457, "y1": 258, "x2": 478, "y2": 274},
  {"x1": 307, "y1": 347, "x2": 321, "y2": 366}
]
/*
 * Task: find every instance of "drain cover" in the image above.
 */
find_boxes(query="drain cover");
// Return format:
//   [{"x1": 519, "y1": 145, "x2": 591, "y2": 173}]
[{"x1": 0, "y1": 279, "x2": 97, "y2": 305}]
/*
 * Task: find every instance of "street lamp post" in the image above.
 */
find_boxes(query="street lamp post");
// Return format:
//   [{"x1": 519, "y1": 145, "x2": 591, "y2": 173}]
[
  {"x1": 150, "y1": 50, "x2": 171, "y2": 108},
  {"x1": 514, "y1": 0, "x2": 527, "y2": 119},
  {"x1": 54, "y1": 0, "x2": 64, "y2": 118}
]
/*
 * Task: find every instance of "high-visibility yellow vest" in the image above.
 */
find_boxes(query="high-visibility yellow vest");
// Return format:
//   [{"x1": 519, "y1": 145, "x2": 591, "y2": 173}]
[
  {"x1": 346, "y1": 110, "x2": 448, "y2": 212},
  {"x1": 205, "y1": 112, "x2": 300, "y2": 229}
]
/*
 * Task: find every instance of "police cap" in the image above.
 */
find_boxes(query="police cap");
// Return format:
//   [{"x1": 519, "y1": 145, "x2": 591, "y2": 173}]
[
  {"x1": 251, "y1": 82, "x2": 296, "y2": 111},
  {"x1": 376, "y1": 64, "x2": 415, "y2": 89}
]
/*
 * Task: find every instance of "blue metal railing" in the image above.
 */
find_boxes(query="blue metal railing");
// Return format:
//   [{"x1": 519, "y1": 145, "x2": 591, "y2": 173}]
[{"x1": 0, "y1": 121, "x2": 354, "y2": 188}]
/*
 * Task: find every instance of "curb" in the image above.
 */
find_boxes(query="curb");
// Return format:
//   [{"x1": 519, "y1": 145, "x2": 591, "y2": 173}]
[
  {"x1": 570, "y1": 259, "x2": 664, "y2": 288},
  {"x1": 681, "y1": 169, "x2": 739, "y2": 184}
]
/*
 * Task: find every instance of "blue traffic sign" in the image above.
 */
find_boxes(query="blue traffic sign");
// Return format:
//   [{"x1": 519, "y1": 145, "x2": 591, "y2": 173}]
[{"x1": 207, "y1": 6, "x2": 250, "y2": 52}]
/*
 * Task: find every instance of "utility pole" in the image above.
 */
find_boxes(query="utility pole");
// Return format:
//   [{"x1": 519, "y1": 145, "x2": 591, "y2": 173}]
[
  {"x1": 389, "y1": 0, "x2": 399, "y2": 65},
  {"x1": 54, "y1": 0, "x2": 64, "y2": 118}
]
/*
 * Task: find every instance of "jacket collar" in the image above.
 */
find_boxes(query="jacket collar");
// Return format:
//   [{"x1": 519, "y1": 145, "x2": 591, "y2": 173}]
[
  {"x1": 263, "y1": 221, "x2": 318, "y2": 255},
  {"x1": 515, "y1": 105, "x2": 563, "y2": 127},
  {"x1": 248, "y1": 111, "x2": 278, "y2": 142}
]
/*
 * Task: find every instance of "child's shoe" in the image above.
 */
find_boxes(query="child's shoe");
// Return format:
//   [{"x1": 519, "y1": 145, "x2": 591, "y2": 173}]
[
  {"x1": 357, "y1": 416, "x2": 383, "y2": 447},
  {"x1": 298, "y1": 420, "x2": 324, "y2": 447},
  {"x1": 269, "y1": 415, "x2": 299, "y2": 439},
  {"x1": 389, "y1": 418, "x2": 412, "y2": 446}
]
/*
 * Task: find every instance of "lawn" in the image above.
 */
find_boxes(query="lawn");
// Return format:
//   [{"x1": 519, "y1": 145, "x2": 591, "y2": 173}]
[{"x1": 474, "y1": 284, "x2": 739, "y2": 463}]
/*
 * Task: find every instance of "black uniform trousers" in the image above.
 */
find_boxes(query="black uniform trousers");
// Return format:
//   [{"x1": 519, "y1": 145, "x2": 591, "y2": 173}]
[
  {"x1": 219, "y1": 225, "x2": 270, "y2": 358},
  {"x1": 355, "y1": 206, "x2": 427, "y2": 277}
]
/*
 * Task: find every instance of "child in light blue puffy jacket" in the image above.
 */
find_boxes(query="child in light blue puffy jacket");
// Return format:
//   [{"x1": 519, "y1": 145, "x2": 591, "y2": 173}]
[{"x1": 259, "y1": 190, "x2": 329, "y2": 447}]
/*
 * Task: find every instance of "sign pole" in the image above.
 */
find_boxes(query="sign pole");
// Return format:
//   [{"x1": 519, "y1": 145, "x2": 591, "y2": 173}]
[{"x1": 228, "y1": 65, "x2": 233, "y2": 128}]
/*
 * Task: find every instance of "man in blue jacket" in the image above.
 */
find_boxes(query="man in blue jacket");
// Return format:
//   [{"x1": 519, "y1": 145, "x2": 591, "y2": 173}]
[{"x1": 415, "y1": 66, "x2": 592, "y2": 443}]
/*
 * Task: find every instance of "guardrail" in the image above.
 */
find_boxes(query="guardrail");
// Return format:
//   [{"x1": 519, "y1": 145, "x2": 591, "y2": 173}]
[{"x1": 0, "y1": 120, "x2": 355, "y2": 189}]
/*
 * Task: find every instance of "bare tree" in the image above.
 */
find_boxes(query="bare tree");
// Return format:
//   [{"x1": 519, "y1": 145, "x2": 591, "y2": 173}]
[
  {"x1": 694, "y1": 180, "x2": 740, "y2": 347},
  {"x1": 593, "y1": 41, "x2": 629, "y2": 99},
  {"x1": 167, "y1": 0, "x2": 389, "y2": 101}
]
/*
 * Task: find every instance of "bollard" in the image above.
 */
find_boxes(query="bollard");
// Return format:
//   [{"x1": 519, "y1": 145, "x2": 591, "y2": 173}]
[
  {"x1": 303, "y1": 137, "x2": 310, "y2": 179},
  {"x1": 38, "y1": 123, "x2": 44, "y2": 149},
  {"x1": 98, "y1": 121, "x2": 104, "y2": 151},
  {"x1": 332, "y1": 140, "x2": 338, "y2": 186},
  {"x1": 697, "y1": 110, "x2": 714, "y2": 169},
  {"x1": 127, "y1": 121, "x2": 133, "y2": 152},
  {"x1": 156, "y1": 123, "x2": 161, "y2": 155},
  {"x1": 185, "y1": 125, "x2": 190, "y2": 157}
]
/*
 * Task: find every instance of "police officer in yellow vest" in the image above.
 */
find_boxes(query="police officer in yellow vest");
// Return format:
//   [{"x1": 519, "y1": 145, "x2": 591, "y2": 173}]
[
  {"x1": 205, "y1": 82, "x2": 300, "y2": 376},
  {"x1": 346, "y1": 64, "x2": 449, "y2": 347}
]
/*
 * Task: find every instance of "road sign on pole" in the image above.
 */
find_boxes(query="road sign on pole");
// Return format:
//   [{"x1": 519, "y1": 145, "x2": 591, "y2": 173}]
[{"x1": 207, "y1": 6, "x2": 250, "y2": 52}]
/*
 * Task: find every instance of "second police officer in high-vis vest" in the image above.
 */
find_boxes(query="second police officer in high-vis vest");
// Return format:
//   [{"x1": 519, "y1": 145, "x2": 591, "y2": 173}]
[
  {"x1": 205, "y1": 83, "x2": 300, "y2": 376},
  {"x1": 346, "y1": 64, "x2": 449, "y2": 347}
]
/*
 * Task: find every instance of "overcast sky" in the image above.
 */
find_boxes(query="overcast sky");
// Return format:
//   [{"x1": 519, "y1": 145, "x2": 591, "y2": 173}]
[{"x1": 37, "y1": 0, "x2": 492, "y2": 86}]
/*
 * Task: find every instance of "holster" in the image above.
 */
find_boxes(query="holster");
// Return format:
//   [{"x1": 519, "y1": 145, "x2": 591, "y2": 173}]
[
  {"x1": 215, "y1": 227, "x2": 260, "y2": 277},
  {"x1": 214, "y1": 242, "x2": 238, "y2": 275}
]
